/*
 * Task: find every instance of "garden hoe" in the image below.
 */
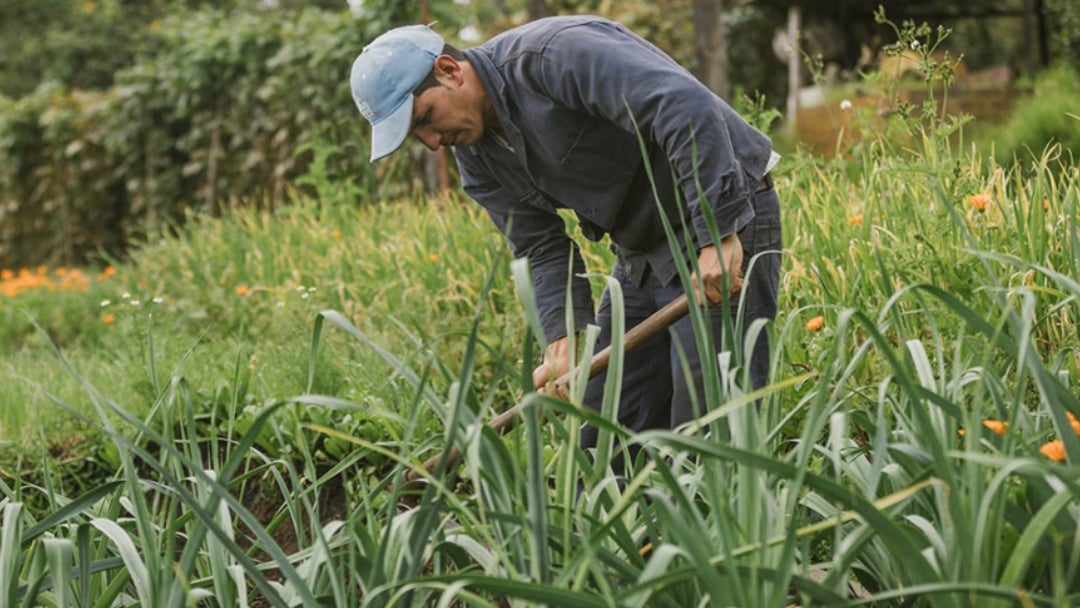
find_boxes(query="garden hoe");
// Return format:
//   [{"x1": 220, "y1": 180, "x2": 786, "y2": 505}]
[{"x1": 406, "y1": 292, "x2": 691, "y2": 483}]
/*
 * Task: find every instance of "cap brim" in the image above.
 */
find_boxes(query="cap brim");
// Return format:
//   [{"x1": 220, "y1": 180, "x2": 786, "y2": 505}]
[{"x1": 369, "y1": 94, "x2": 414, "y2": 163}]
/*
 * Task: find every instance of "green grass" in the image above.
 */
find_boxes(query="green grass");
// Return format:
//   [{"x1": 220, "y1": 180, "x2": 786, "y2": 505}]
[
  {"x1": 0, "y1": 196, "x2": 528, "y2": 449},
  {"x1": 3, "y1": 74, "x2": 1080, "y2": 607}
]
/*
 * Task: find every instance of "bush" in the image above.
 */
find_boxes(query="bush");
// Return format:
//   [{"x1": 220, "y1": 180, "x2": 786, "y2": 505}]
[
  {"x1": 993, "y1": 63, "x2": 1080, "y2": 166},
  {"x1": 0, "y1": 7, "x2": 422, "y2": 270}
]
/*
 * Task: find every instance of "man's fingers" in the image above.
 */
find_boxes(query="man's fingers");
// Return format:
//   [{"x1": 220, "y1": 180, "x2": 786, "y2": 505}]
[
  {"x1": 534, "y1": 361, "x2": 571, "y2": 399},
  {"x1": 532, "y1": 362, "x2": 551, "y2": 390},
  {"x1": 692, "y1": 273, "x2": 743, "y2": 306},
  {"x1": 540, "y1": 382, "x2": 569, "y2": 399},
  {"x1": 534, "y1": 365, "x2": 571, "y2": 400},
  {"x1": 729, "y1": 272, "x2": 743, "y2": 294}
]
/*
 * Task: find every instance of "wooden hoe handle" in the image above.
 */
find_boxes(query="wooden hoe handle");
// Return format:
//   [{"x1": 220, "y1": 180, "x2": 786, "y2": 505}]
[{"x1": 407, "y1": 293, "x2": 690, "y2": 482}]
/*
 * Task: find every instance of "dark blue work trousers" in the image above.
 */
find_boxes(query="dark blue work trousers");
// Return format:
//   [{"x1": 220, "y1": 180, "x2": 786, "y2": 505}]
[{"x1": 580, "y1": 185, "x2": 782, "y2": 451}]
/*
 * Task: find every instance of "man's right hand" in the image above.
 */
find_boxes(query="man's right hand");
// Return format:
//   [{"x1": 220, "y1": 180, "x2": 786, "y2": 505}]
[
  {"x1": 690, "y1": 235, "x2": 744, "y2": 306},
  {"x1": 532, "y1": 335, "x2": 573, "y2": 398}
]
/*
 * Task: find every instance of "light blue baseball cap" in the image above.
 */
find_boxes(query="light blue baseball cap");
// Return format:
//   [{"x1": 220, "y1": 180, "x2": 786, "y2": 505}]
[{"x1": 350, "y1": 24, "x2": 444, "y2": 162}]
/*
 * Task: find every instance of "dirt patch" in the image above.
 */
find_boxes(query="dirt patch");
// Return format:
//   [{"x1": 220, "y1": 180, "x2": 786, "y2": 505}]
[{"x1": 237, "y1": 468, "x2": 352, "y2": 606}]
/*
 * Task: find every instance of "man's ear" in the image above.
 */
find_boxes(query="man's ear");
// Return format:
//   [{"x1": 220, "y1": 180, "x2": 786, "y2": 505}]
[{"x1": 433, "y1": 54, "x2": 463, "y2": 85}]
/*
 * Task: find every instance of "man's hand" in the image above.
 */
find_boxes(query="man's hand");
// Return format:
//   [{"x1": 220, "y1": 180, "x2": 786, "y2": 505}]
[
  {"x1": 690, "y1": 234, "x2": 744, "y2": 306},
  {"x1": 532, "y1": 335, "x2": 573, "y2": 398}
]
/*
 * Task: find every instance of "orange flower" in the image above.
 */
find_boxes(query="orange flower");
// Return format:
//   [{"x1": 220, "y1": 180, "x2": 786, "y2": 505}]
[
  {"x1": 60, "y1": 270, "x2": 90, "y2": 292},
  {"x1": 1068, "y1": 411, "x2": 1080, "y2": 436},
  {"x1": 848, "y1": 214, "x2": 864, "y2": 226},
  {"x1": 1039, "y1": 440, "x2": 1065, "y2": 462},
  {"x1": 969, "y1": 193, "x2": 989, "y2": 212},
  {"x1": 235, "y1": 284, "x2": 250, "y2": 296},
  {"x1": 805, "y1": 315, "x2": 825, "y2": 332},
  {"x1": 428, "y1": 253, "x2": 439, "y2": 263},
  {"x1": 331, "y1": 230, "x2": 342, "y2": 239},
  {"x1": 982, "y1": 419, "x2": 1007, "y2": 435},
  {"x1": 102, "y1": 313, "x2": 115, "y2": 325},
  {"x1": 1043, "y1": 198, "x2": 1050, "y2": 211},
  {"x1": 0, "y1": 269, "x2": 13, "y2": 280}
]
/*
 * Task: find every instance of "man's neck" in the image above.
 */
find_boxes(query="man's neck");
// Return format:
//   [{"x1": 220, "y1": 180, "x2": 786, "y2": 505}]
[{"x1": 461, "y1": 60, "x2": 504, "y2": 138}]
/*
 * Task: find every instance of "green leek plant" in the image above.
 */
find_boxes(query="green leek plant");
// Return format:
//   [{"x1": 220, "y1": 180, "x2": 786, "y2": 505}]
[
  {"x1": 4, "y1": 10, "x2": 1080, "y2": 606},
  {"x1": 3, "y1": 158, "x2": 1079, "y2": 605}
]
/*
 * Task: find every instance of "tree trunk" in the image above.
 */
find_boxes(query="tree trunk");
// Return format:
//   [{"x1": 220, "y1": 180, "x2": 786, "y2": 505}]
[
  {"x1": 419, "y1": 0, "x2": 451, "y2": 194},
  {"x1": 693, "y1": 0, "x2": 729, "y2": 99},
  {"x1": 785, "y1": 5, "x2": 800, "y2": 134},
  {"x1": 528, "y1": 0, "x2": 547, "y2": 21}
]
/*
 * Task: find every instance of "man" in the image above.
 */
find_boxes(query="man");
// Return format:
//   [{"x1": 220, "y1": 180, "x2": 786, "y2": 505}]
[{"x1": 349, "y1": 16, "x2": 781, "y2": 459}]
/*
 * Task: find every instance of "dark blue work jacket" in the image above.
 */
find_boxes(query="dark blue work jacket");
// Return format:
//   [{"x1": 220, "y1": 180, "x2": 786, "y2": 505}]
[{"x1": 453, "y1": 15, "x2": 774, "y2": 343}]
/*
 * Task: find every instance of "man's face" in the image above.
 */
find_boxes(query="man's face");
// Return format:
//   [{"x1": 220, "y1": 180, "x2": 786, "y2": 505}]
[{"x1": 408, "y1": 57, "x2": 485, "y2": 151}]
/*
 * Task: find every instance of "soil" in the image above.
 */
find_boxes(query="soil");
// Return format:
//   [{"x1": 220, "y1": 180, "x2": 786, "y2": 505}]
[{"x1": 237, "y1": 468, "x2": 351, "y2": 607}]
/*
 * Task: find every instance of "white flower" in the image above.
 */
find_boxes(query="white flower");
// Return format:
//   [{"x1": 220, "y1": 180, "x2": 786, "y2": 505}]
[
  {"x1": 301, "y1": 293, "x2": 310, "y2": 300},
  {"x1": 130, "y1": 299, "x2": 141, "y2": 306},
  {"x1": 910, "y1": 40, "x2": 921, "y2": 50},
  {"x1": 152, "y1": 297, "x2": 165, "y2": 304},
  {"x1": 100, "y1": 299, "x2": 111, "y2": 307},
  {"x1": 840, "y1": 99, "x2": 852, "y2": 110},
  {"x1": 121, "y1": 292, "x2": 131, "y2": 300}
]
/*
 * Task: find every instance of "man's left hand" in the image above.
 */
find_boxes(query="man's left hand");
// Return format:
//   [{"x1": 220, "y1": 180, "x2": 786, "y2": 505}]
[
  {"x1": 690, "y1": 235, "x2": 743, "y2": 306},
  {"x1": 532, "y1": 335, "x2": 573, "y2": 399}
]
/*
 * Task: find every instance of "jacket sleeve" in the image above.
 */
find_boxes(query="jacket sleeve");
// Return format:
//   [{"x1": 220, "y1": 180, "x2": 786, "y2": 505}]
[
  {"x1": 536, "y1": 19, "x2": 767, "y2": 246},
  {"x1": 454, "y1": 150, "x2": 595, "y2": 345}
]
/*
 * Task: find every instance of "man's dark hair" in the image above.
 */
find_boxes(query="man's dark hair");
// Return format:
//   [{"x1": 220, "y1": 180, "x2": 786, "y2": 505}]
[{"x1": 414, "y1": 43, "x2": 464, "y2": 95}]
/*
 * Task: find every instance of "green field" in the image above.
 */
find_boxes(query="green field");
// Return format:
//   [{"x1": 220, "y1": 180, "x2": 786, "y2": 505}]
[{"x1": 3, "y1": 44, "x2": 1080, "y2": 606}]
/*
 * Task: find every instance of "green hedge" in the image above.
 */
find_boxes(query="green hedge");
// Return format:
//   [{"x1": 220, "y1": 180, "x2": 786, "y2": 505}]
[
  {"x1": 0, "y1": 7, "x2": 419, "y2": 270},
  {"x1": 992, "y1": 63, "x2": 1080, "y2": 167}
]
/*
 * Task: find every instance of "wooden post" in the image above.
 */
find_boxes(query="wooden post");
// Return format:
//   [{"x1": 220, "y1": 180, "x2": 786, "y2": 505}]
[
  {"x1": 785, "y1": 5, "x2": 801, "y2": 135},
  {"x1": 1032, "y1": 0, "x2": 1049, "y2": 68},
  {"x1": 693, "y1": 0, "x2": 730, "y2": 99},
  {"x1": 419, "y1": 0, "x2": 451, "y2": 193}
]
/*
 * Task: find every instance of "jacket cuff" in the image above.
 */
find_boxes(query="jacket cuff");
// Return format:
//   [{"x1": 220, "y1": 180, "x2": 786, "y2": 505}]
[
  {"x1": 539, "y1": 296, "x2": 594, "y2": 344},
  {"x1": 692, "y1": 198, "x2": 756, "y2": 248}
]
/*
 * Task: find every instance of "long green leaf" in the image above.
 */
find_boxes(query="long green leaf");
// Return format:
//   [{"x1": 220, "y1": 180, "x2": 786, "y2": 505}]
[
  {"x1": 20, "y1": 481, "x2": 123, "y2": 547},
  {"x1": 1, "y1": 502, "x2": 24, "y2": 608},
  {"x1": 89, "y1": 518, "x2": 151, "y2": 606},
  {"x1": 999, "y1": 484, "x2": 1076, "y2": 588}
]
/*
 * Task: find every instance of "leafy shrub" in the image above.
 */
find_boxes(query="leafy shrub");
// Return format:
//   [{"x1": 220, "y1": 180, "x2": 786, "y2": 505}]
[
  {"x1": 0, "y1": 7, "x2": 421, "y2": 270},
  {"x1": 992, "y1": 63, "x2": 1080, "y2": 166},
  {"x1": 1046, "y1": 0, "x2": 1080, "y2": 65}
]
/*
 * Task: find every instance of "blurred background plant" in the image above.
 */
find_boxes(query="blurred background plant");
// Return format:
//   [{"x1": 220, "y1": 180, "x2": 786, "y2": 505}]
[
  {"x1": 986, "y1": 63, "x2": 1080, "y2": 166},
  {"x1": 1, "y1": 0, "x2": 1078, "y2": 271}
]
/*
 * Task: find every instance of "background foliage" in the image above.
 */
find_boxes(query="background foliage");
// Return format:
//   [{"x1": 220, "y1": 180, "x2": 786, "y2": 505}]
[
  {"x1": 0, "y1": 5, "x2": 425, "y2": 270},
  {"x1": 3, "y1": 0, "x2": 1078, "y2": 271}
]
